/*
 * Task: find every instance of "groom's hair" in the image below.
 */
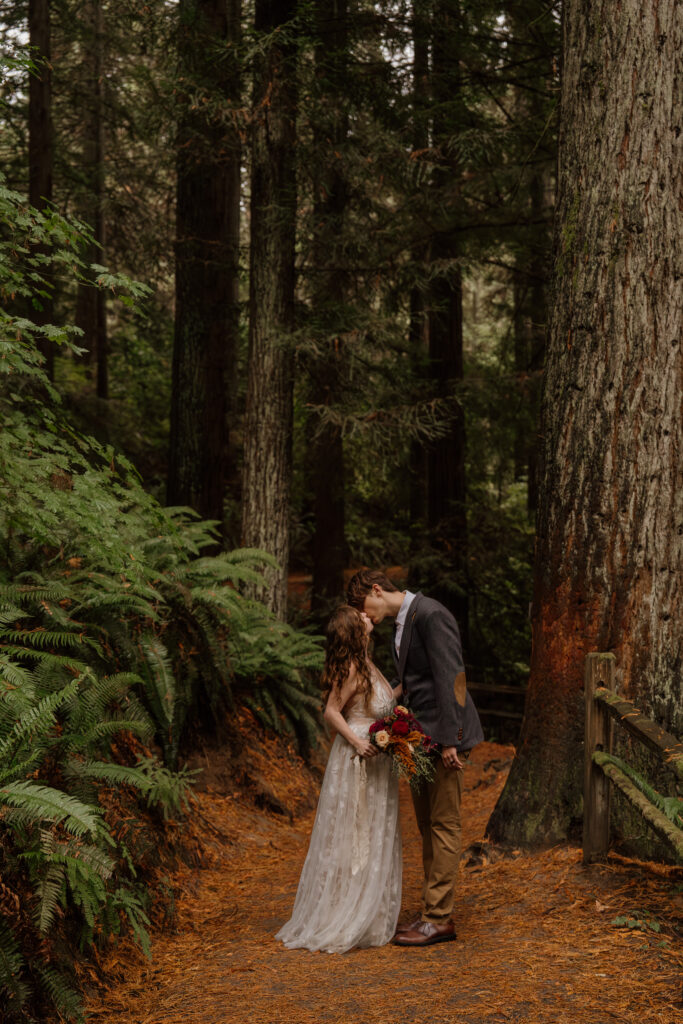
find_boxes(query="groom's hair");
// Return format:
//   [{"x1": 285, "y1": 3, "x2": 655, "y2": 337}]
[{"x1": 346, "y1": 568, "x2": 399, "y2": 608}]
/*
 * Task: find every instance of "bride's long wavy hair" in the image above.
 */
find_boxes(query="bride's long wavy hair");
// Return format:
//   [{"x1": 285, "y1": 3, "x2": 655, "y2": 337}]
[{"x1": 321, "y1": 605, "x2": 373, "y2": 706}]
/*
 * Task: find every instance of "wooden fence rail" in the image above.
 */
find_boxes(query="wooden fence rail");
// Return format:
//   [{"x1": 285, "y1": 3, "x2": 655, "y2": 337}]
[{"x1": 583, "y1": 652, "x2": 683, "y2": 864}]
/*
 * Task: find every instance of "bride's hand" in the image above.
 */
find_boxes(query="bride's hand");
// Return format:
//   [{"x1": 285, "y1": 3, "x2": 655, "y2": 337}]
[{"x1": 354, "y1": 738, "x2": 377, "y2": 758}]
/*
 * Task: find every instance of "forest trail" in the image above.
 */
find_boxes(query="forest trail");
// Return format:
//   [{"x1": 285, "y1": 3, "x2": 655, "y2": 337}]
[{"x1": 83, "y1": 740, "x2": 682, "y2": 1024}]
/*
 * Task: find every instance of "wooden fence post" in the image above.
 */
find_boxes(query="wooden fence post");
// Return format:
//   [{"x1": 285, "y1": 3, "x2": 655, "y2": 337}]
[{"x1": 583, "y1": 652, "x2": 615, "y2": 863}]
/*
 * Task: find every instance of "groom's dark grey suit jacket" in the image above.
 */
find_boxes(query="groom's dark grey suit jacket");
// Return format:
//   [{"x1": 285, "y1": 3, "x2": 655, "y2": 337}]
[{"x1": 391, "y1": 592, "x2": 484, "y2": 751}]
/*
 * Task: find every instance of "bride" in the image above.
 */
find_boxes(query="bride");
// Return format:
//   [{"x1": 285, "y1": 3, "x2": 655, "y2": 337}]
[{"x1": 275, "y1": 605, "x2": 402, "y2": 953}]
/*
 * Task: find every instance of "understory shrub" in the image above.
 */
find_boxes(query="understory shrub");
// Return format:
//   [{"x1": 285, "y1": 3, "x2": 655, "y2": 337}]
[{"x1": 0, "y1": 172, "x2": 323, "y2": 1020}]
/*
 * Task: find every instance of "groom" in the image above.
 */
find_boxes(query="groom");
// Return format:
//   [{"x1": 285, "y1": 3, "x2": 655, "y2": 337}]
[{"x1": 347, "y1": 568, "x2": 484, "y2": 947}]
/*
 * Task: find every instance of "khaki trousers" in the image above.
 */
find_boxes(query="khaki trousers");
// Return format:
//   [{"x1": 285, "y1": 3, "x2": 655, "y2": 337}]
[{"x1": 411, "y1": 755, "x2": 467, "y2": 924}]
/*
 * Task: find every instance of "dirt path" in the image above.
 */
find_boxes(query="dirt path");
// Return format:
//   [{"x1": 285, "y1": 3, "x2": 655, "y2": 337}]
[{"x1": 84, "y1": 743, "x2": 682, "y2": 1024}]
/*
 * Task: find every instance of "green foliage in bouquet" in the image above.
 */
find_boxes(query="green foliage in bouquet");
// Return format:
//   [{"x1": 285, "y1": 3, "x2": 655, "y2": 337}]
[{"x1": 369, "y1": 706, "x2": 437, "y2": 790}]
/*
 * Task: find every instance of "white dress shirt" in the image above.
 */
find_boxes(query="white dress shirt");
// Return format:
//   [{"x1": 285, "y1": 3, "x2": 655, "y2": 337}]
[{"x1": 394, "y1": 590, "x2": 416, "y2": 656}]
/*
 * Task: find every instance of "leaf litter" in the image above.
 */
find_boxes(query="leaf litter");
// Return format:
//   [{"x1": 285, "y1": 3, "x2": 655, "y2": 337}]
[{"x1": 79, "y1": 726, "x2": 682, "y2": 1024}]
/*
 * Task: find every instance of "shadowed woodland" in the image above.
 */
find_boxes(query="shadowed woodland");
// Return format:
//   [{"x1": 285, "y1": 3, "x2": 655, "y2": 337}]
[{"x1": 0, "y1": 0, "x2": 681, "y2": 1020}]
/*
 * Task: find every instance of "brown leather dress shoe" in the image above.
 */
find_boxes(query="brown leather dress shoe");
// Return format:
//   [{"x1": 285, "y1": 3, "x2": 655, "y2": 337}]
[
  {"x1": 394, "y1": 916, "x2": 422, "y2": 936},
  {"x1": 393, "y1": 919, "x2": 457, "y2": 946}
]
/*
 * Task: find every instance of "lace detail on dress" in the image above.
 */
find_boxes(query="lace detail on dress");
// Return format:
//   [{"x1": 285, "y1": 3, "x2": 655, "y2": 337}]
[
  {"x1": 275, "y1": 666, "x2": 402, "y2": 953},
  {"x1": 344, "y1": 668, "x2": 394, "y2": 728},
  {"x1": 351, "y1": 755, "x2": 369, "y2": 875}
]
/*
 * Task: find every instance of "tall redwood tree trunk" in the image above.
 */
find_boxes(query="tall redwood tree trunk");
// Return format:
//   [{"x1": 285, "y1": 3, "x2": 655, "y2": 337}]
[
  {"x1": 488, "y1": 0, "x2": 683, "y2": 847},
  {"x1": 168, "y1": 0, "x2": 242, "y2": 527},
  {"x1": 28, "y1": 0, "x2": 54, "y2": 380},
  {"x1": 309, "y1": 0, "x2": 348, "y2": 616},
  {"x1": 241, "y1": 0, "x2": 297, "y2": 619}
]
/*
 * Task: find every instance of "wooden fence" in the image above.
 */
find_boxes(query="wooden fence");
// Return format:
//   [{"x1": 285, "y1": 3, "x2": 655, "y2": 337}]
[{"x1": 583, "y1": 652, "x2": 683, "y2": 864}]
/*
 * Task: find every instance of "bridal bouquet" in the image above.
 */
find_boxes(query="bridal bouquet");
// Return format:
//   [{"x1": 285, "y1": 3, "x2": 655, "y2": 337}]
[{"x1": 369, "y1": 706, "x2": 438, "y2": 789}]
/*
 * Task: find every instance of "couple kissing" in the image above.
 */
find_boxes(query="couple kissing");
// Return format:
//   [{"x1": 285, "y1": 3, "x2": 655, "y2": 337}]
[{"x1": 276, "y1": 568, "x2": 484, "y2": 953}]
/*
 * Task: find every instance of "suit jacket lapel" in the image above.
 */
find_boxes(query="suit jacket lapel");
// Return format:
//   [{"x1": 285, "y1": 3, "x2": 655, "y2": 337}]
[{"x1": 397, "y1": 592, "x2": 422, "y2": 683}]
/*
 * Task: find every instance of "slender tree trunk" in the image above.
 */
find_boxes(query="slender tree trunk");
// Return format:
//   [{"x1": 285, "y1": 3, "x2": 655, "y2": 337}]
[
  {"x1": 525, "y1": 167, "x2": 546, "y2": 516},
  {"x1": 427, "y1": 268, "x2": 465, "y2": 531},
  {"x1": 488, "y1": 0, "x2": 683, "y2": 848},
  {"x1": 512, "y1": 167, "x2": 547, "y2": 517},
  {"x1": 75, "y1": 1, "x2": 107, "y2": 395},
  {"x1": 426, "y1": 0, "x2": 468, "y2": 643},
  {"x1": 28, "y1": 0, "x2": 54, "y2": 380},
  {"x1": 510, "y1": 20, "x2": 550, "y2": 517},
  {"x1": 512, "y1": 267, "x2": 529, "y2": 482},
  {"x1": 241, "y1": 0, "x2": 297, "y2": 619},
  {"x1": 309, "y1": 0, "x2": 348, "y2": 615},
  {"x1": 408, "y1": 0, "x2": 429, "y2": 529},
  {"x1": 509, "y1": 0, "x2": 555, "y2": 516},
  {"x1": 168, "y1": 0, "x2": 241, "y2": 528},
  {"x1": 93, "y1": 0, "x2": 107, "y2": 399}
]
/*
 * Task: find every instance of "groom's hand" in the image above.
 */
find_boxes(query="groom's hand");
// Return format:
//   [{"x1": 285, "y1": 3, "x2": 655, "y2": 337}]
[{"x1": 441, "y1": 746, "x2": 464, "y2": 770}]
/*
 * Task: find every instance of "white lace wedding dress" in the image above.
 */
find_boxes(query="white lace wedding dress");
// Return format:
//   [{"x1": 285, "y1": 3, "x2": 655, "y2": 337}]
[{"x1": 276, "y1": 666, "x2": 402, "y2": 953}]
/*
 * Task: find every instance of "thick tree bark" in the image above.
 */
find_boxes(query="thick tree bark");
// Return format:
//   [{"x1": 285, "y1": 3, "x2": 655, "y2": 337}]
[
  {"x1": 28, "y1": 0, "x2": 54, "y2": 380},
  {"x1": 241, "y1": 0, "x2": 297, "y2": 619},
  {"x1": 309, "y1": 0, "x2": 348, "y2": 616},
  {"x1": 488, "y1": 0, "x2": 683, "y2": 848},
  {"x1": 75, "y1": 0, "x2": 108, "y2": 398},
  {"x1": 167, "y1": 0, "x2": 241, "y2": 528}
]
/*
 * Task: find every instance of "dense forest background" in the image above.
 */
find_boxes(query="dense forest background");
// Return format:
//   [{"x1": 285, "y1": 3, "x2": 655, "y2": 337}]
[
  {"x1": 1, "y1": 0, "x2": 681, "y2": 1019},
  {"x1": 0, "y1": 3, "x2": 558, "y2": 1012},
  {"x1": 0, "y1": 0, "x2": 558, "y2": 687}
]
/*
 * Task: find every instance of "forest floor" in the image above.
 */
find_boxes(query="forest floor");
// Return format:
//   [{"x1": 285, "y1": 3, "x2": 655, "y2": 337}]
[{"x1": 82, "y1": 727, "x2": 683, "y2": 1024}]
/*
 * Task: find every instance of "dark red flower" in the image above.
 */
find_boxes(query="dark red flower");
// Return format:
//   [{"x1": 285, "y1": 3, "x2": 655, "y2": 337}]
[
  {"x1": 369, "y1": 720, "x2": 382, "y2": 734},
  {"x1": 392, "y1": 720, "x2": 410, "y2": 736}
]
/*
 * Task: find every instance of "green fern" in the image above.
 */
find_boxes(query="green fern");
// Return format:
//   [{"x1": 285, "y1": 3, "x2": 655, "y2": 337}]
[
  {"x1": 0, "y1": 160, "x2": 325, "y2": 1021},
  {"x1": 0, "y1": 781, "x2": 101, "y2": 837},
  {"x1": 133, "y1": 756, "x2": 197, "y2": 819},
  {"x1": 0, "y1": 643, "x2": 90, "y2": 674},
  {"x1": 0, "y1": 678, "x2": 80, "y2": 762},
  {"x1": 1, "y1": 626, "x2": 99, "y2": 652},
  {"x1": 35, "y1": 965, "x2": 84, "y2": 1023},
  {"x1": 80, "y1": 717, "x2": 154, "y2": 745},
  {"x1": 0, "y1": 916, "x2": 30, "y2": 1010},
  {"x1": 105, "y1": 886, "x2": 152, "y2": 958},
  {"x1": 138, "y1": 635, "x2": 177, "y2": 764},
  {"x1": 33, "y1": 861, "x2": 65, "y2": 935},
  {"x1": 63, "y1": 671, "x2": 154, "y2": 751},
  {"x1": 22, "y1": 832, "x2": 115, "y2": 935},
  {"x1": 65, "y1": 759, "x2": 152, "y2": 791}
]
